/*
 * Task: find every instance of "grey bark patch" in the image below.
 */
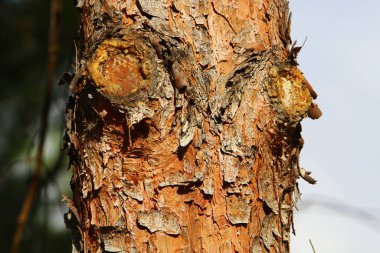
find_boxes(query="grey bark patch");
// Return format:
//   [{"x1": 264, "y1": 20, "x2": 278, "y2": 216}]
[
  {"x1": 226, "y1": 195, "x2": 251, "y2": 224},
  {"x1": 194, "y1": 150, "x2": 208, "y2": 179},
  {"x1": 179, "y1": 121, "x2": 196, "y2": 147},
  {"x1": 123, "y1": 103, "x2": 155, "y2": 126},
  {"x1": 84, "y1": 147, "x2": 103, "y2": 190},
  {"x1": 147, "y1": 63, "x2": 173, "y2": 101},
  {"x1": 75, "y1": 0, "x2": 85, "y2": 8},
  {"x1": 222, "y1": 155, "x2": 239, "y2": 183},
  {"x1": 258, "y1": 168, "x2": 279, "y2": 214},
  {"x1": 158, "y1": 172, "x2": 201, "y2": 188},
  {"x1": 123, "y1": 184, "x2": 143, "y2": 202},
  {"x1": 144, "y1": 179, "x2": 155, "y2": 198},
  {"x1": 137, "y1": 0, "x2": 168, "y2": 19},
  {"x1": 261, "y1": 213, "x2": 280, "y2": 250},
  {"x1": 201, "y1": 174, "x2": 214, "y2": 195},
  {"x1": 220, "y1": 127, "x2": 247, "y2": 157},
  {"x1": 223, "y1": 91, "x2": 242, "y2": 121},
  {"x1": 280, "y1": 204, "x2": 291, "y2": 225},
  {"x1": 137, "y1": 210, "x2": 181, "y2": 235},
  {"x1": 100, "y1": 232, "x2": 130, "y2": 253},
  {"x1": 103, "y1": 241, "x2": 124, "y2": 253}
]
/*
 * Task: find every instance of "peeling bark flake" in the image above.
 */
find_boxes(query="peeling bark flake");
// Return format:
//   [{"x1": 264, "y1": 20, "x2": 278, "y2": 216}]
[
  {"x1": 137, "y1": 0, "x2": 169, "y2": 19},
  {"x1": 223, "y1": 155, "x2": 239, "y2": 183},
  {"x1": 137, "y1": 210, "x2": 181, "y2": 235},
  {"x1": 226, "y1": 195, "x2": 251, "y2": 224},
  {"x1": 179, "y1": 122, "x2": 196, "y2": 147},
  {"x1": 123, "y1": 184, "x2": 143, "y2": 202},
  {"x1": 261, "y1": 214, "x2": 281, "y2": 250}
]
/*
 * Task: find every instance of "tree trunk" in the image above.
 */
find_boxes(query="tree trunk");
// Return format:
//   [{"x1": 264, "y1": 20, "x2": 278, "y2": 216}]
[{"x1": 64, "y1": 0, "x2": 319, "y2": 252}]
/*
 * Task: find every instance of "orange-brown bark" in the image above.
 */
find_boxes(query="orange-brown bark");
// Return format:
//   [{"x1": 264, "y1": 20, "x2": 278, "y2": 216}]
[{"x1": 64, "y1": 0, "x2": 319, "y2": 252}]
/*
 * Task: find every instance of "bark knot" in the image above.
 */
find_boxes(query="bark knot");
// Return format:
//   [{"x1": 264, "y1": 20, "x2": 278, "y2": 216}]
[
  {"x1": 267, "y1": 65, "x2": 313, "y2": 120},
  {"x1": 87, "y1": 36, "x2": 158, "y2": 105}
]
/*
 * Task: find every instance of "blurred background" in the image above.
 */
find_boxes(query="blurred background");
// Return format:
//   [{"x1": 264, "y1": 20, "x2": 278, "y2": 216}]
[
  {"x1": 0, "y1": 0, "x2": 76, "y2": 252},
  {"x1": 0, "y1": 0, "x2": 379, "y2": 252},
  {"x1": 291, "y1": 0, "x2": 380, "y2": 252}
]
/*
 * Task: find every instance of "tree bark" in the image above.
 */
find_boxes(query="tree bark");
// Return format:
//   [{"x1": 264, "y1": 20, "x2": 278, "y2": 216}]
[{"x1": 64, "y1": 0, "x2": 319, "y2": 252}]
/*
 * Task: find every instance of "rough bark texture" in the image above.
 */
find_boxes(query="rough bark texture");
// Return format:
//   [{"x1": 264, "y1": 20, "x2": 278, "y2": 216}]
[{"x1": 64, "y1": 0, "x2": 319, "y2": 252}]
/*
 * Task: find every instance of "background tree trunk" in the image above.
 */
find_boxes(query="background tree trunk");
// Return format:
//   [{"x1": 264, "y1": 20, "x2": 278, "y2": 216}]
[{"x1": 65, "y1": 0, "x2": 319, "y2": 252}]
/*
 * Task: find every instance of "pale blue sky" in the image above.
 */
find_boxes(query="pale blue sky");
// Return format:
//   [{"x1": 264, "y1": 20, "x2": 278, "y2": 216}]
[{"x1": 290, "y1": 0, "x2": 380, "y2": 252}]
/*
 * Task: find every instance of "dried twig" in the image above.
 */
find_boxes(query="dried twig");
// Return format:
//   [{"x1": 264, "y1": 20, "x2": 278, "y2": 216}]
[
  {"x1": 309, "y1": 239, "x2": 317, "y2": 253},
  {"x1": 299, "y1": 167, "x2": 317, "y2": 184},
  {"x1": 11, "y1": 0, "x2": 61, "y2": 252}
]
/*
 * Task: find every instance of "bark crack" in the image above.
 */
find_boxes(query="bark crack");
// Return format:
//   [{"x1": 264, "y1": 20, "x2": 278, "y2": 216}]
[{"x1": 211, "y1": 1, "x2": 237, "y2": 34}]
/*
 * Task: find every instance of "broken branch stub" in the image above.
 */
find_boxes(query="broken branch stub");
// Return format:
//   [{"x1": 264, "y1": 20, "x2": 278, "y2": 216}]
[
  {"x1": 87, "y1": 34, "x2": 159, "y2": 106},
  {"x1": 267, "y1": 65, "x2": 313, "y2": 121}
]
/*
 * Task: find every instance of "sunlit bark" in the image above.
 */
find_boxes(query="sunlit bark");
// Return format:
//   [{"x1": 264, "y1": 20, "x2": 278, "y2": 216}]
[{"x1": 64, "y1": 1, "x2": 319, "y2": 252}]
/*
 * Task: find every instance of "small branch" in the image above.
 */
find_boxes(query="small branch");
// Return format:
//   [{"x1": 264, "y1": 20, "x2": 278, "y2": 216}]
[
  {"x1": 299, "y1": 167, "x2": 317, "y2": 184},
  {"x1": 11, "y1": 0, "x2": 61, "y2": 252},
  {"x1": 309, "y1": 239, "x2": 317, "y2": 253}
]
